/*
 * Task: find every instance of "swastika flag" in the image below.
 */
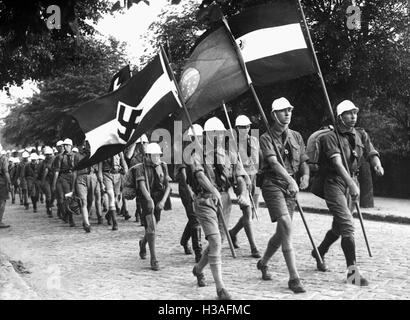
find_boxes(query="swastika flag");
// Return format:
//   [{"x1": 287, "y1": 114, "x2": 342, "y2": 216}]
[{"x1": 71, "y1": 51, "x2": 182, "y2": 169}]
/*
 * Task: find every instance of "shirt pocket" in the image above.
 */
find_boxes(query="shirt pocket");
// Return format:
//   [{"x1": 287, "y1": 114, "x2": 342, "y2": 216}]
[{"x1": 289, "y1": 140, "x2": 301, "y2": 172}]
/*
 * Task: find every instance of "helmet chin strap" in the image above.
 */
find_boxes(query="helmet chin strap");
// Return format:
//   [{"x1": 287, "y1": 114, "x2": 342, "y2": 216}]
[{"x1": 273, "y1": 112, "x2": 289, "y2": 130}]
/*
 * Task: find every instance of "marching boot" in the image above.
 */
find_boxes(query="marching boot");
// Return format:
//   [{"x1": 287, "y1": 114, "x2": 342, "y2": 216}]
[
  {"x1": 147, "y1": 233, "x2": 159, "y2": 271},
  {"x1": 135, "y1": 210, "x2": 140, "y2": 223},
  {"x1": 180, "y1": 223, "x2": 192, "y2": 254},
  {"x1": 191, "y1": 227, "x2": 203, "y2": 263},
  {"x1": 32, "y1": 198, "x2": 38, "y2": 213},
  {"x1": 68, "y1": 212, "x2": 76, "y2": 227},
  {"x1": 105, "y1": 210, "x2": 112, "y2": 225},
  {"x1": 46, "y1": 200, "x2": 53, "y2": 217},
  {"x1": 313, "y1": 230, "x2": 339, "y2": 272},
  {"x1": 111, "y1": 210, "x2": 118, "y2": 231}
]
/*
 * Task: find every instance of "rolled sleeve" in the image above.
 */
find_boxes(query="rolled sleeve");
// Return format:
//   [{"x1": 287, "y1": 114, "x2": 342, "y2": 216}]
[
  {"x1": 134, "y1": 164, "x2": 146, "y2": 182},
  {"x1": 361, "y1": 130, "x2": 380, "y2": 159},
  {"x1": 260, "y1": 133, "x2": 277, "y2": 159},
  {"x1": 321, "y1": 132, "x2": 340, "y2": 159}
]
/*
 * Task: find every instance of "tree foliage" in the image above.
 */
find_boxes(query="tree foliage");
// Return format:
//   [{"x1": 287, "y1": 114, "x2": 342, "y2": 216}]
[
  {"x1": 0, "y1": 0, "x2": 112, "y2": 89},
  {"x1": 1, "y1": 37, "x2": 128, "y2": 146}
]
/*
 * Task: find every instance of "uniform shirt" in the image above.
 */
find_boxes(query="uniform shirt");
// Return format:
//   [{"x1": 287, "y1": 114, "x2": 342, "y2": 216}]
[
  {"x1": 54, "y1": 152, "x2": 75, "y2": 174},
  {"x1": 24, "y1": 162, "x2": 39, "y2": 179},
  {"x1": 260, "y1": 128, "x2": 308, "y2": 189},
  {"x1": 102, "y1": 154, "x2": 122, "y2": 172},
  {"x1": 238, "y1": 135, "x2": 260, "y2": 175},
  {"x1": 74, "y1": 151, "x2": 91, "y2": 175},
  {"x1": 19, "y1": 161, "x2": 28, "y2": 180},
  {"x1": 38, "y1": 157, "x2": 54, "y2": 182},
  {"x1": 189, "y1": 147, "x2": 246, "y2": 194},
  {"x1": 52, "y1": 152, "x2": 63, "y2": 171},
  {"x1": 134, "y1": 159, "x2": 171, "y2": 193},
  {"x1": 320, "y1": 126, "x2": 379, "y2": 176},
  {"x1": 9, "y1": 164, "x2": 19, "y2": 183}
]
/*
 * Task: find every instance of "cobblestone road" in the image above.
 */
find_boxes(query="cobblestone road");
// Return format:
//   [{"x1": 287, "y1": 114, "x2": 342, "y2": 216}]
[{"x1": 0, "y1": 196, "x2": 409, "y2": 300}]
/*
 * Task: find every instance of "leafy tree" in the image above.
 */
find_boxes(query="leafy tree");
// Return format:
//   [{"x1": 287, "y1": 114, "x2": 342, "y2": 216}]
[
  {"x1": 1, "y1": 37, "x2": 128, "y2": 146},
  {"x1": 0, "y1": 0, "x2": 111, "y2": 89}
]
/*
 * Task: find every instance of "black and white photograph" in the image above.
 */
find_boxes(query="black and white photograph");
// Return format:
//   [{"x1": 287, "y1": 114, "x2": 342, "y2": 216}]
[{"x1": 0, "y1": 0, "x2": 409, "y2": 307}]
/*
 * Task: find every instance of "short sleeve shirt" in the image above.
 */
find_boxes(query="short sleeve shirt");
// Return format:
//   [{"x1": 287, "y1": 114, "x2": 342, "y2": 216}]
[
  {"x1": 189, "y1": 148, "x2": 246, "y2": 194},
  {"x1": 260, "y1": 128, "x2": 308, "y2": 177},
  {"x1": 320, "y1": 126, "x2": 379, "y2": 175},
  {"x1": 134, "y1": 160, "x2": 171, "y2": 192}
]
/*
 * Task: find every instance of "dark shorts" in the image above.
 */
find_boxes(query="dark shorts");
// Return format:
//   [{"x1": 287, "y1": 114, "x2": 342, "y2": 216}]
[
  {"x1": 324, "y1": 175, "x2": 355, "y2": 237},
  {"x1": 262, "y1": 180, "x2": 296, "y2": 223}
]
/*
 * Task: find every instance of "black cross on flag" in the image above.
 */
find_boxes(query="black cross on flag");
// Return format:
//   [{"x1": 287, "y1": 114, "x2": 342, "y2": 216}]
[{"x1": 71, "y1": 50, "x2": 182, "y2": 170}]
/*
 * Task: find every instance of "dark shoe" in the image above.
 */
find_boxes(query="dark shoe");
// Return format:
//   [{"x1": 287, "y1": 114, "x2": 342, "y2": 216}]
[
  {"x1": 0, "y1": 222, "x2": 10, "y2": 229},
  {"x1": 124, "y1": 211, "x2": 131, "y2": 220},
  {"x1": 97, "y1": 216, "x2": 103, "y2": 225},
  {"x1": 251, "y1": 248, "x2": 262, "y2": 258},
  {"x1": 288, "y1": 278, "x2": 306, "y2": 293},
  {"x1": 347, "y1": 270, "x2": 369, "y2": 286},
  {"x1": 257, "y1": 260, "x2": 272, "y2": 280},
  {"x1": 217, "y1": 288, "x2": 232, "y2": 300},
  {"x1": 229, "y1": 230, "x2": 239, "y2": 249},
  {"x1": 69, "y1": 218, "x2": 76, "y2": 227},
  {"x1": 112, "y1": 221, "x2": 118, "y2": 231},
  {"x1": 83, "y1": 223, "x2": 91, "y2": 233},
  {"x1": 192, "y1": 265, "x2": 206, "y2": 287},
  {"x1": 105, "y1": 212, "x2": 112, "y2": 225},
  {"x1": 195, "y1": 253, "x2": 202, "y2": 263},
  {"x1": 311, "y1": 249, "x2": 329, "y2": 272},
  {"x1": 151, "y1": 260, "x2": 160, "y2": 271},
  {"x1": 183, "y1": 245, "x2": 193, "y2": 255},
  {"x1": 139, "y1": 240, "x2": 147, "y2": 259},
  {"x1": 33, "y1": 208, "x2": 37, "y2": 213}
]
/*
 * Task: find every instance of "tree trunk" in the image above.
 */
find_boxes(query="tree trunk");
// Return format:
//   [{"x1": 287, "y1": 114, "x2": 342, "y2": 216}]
[{"x1": 359, "y1": 161, "x2": 374, "y2": 208}]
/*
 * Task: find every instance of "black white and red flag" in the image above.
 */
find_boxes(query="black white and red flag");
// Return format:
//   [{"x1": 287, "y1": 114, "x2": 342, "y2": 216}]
[{"x1": 71, "y1": 51, "x2": 182, "y2": 169}]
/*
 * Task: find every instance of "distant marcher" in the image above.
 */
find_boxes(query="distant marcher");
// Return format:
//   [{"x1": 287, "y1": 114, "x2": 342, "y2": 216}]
[{"x1": 0, "y1": 150, "x2": 11, "y2": 228}]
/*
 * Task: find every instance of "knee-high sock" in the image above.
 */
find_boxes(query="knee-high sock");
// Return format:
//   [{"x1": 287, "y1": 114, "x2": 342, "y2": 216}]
[
  {"x1": 230, "y1": 216, "x2": 243, "y2": 236},
  {"x1": 146, "y1": 233, "x2": 157, "y2": 262},
  {"x1": 191, "y1": 227, "x2": 202, "y2": 255},
  {"x1": 208, "y1": 254, "x2": 224, "y2": 290},
  {"x1": 318, "y1": 230, "x2": 340, "y2": 257},
  {"x1": 195, "y1": 245, "x2": 209, "y2": 272},
  {"x1": 341, "y1": 236, "x2": 356, "y2": 267},
  {"x1": 243, "y1": 220, "x2": 257, "y2": 250},
  {"x1": 180, "y1": 222, "x2": 191, "y2": 246}
]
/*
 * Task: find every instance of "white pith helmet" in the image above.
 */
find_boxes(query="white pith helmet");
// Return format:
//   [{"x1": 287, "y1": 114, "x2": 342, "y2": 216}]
[
  {"x1": 145, "y1": 143, "x2": 162, "y2": 155},
  {"x1": 336, "y1": 100, "x2": 359, "y2": 116},
  {"x1": 204, "y1": 117, "x2": 226, "y2": 131},
  {"x1": 271, "y1": 97, "x2": 294, "y2": 112},
  {"x1": 235, "y1": 115, "x2": 252, "y2": 126}
]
